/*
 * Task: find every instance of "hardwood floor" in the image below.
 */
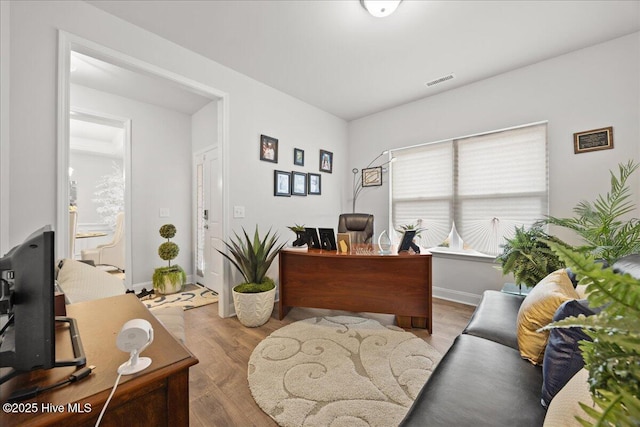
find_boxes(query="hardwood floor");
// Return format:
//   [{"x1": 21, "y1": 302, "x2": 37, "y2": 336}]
[{"x1": 185, "y1": 299, "x2": 475, "y2": 427}]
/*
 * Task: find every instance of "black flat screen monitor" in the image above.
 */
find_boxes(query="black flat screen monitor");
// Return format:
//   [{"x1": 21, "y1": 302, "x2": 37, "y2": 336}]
[
  {"x1": 318, "y1": 228, "x2": 337, "y2": 251},
  {"x1": 304, "y1": 228, "x2": 321, "y2": 249},
  {"x1": 0, "y1": 226, "x2": 85, "y2": 385}
]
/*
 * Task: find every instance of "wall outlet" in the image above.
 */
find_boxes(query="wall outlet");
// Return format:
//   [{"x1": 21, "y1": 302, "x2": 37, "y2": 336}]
[
  {"x1": 233, "y1": 206, "x2": 245, "y2": 218},
  {"x1": 159, "y1": 208, "x2": 170, "y2": 218}
]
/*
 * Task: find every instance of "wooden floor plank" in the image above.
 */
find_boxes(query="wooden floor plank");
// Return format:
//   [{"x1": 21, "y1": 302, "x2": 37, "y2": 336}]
[{"x1": 185, "y1": 298, "x2": 475, "y2": 426}]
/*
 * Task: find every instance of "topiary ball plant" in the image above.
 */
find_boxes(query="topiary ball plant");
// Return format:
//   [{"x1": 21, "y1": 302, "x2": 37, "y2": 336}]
[{"x1": 152, "y1": 223, "x2": 186, "y2": 294}]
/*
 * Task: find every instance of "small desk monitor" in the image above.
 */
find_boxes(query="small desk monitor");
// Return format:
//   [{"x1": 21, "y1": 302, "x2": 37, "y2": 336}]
[
  {"x1": 318, "y1": 228, "x2": 337, "y2": 251},
  {"x1": 305, "y1": 228, "x2": 321, "y2": 249}
]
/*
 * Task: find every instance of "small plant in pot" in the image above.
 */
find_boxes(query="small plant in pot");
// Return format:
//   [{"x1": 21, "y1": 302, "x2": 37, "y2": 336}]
[
  {"x1": 152, "y1": 224, "x2": 186, "y2": 295},
  {"x1": 218, "y1": 226, "x2": 285, "y2": 327},
  {"x1": 287, "y1": 224, "x2": 307, "y2": 247}
]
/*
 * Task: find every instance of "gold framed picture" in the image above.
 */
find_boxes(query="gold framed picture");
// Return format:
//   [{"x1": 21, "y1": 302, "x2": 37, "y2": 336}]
[
  {"x1": 573, "y1": 127, "x2": 613, "y2": 154},
  {"x1": 362, "y1": 166, "x2": 382, "y2": 187}
]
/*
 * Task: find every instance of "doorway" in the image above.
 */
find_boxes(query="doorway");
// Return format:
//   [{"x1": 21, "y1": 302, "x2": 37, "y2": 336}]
[{"x1": 57, "y1": 31, "x2": 231, "y2": 317}]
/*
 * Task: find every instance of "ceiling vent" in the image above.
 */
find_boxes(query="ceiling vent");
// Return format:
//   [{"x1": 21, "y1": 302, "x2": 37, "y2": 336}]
[{"x1": 425, "y1": 73, "x2": 456, "y2": 87}]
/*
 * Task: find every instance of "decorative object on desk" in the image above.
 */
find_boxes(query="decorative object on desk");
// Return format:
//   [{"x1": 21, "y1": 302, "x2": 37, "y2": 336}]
[
  {"x1": 378, "y1": 230, "x2": 392, "y2": 254},
  {"x1": 541, "y1": 160, "x2": 640, "y2": 265},
  {"x1": 144, "y1": 283, "x2": 218, "y2": 311},
  {"x1": 274, "y1": 170, "x2": 291, "y2": 197},
  {"x1": 248, "y1": 315, "x2": 441, "y2": 427},
  {"x1": 217, "y1": 227, "x2": 285, "y2": 327},
  {"x1": 573, "y1": 126, "x2": 613, "y2": 154},
  {"x1": 287, "y1": 224, "x2": 307, "y2": 247},
  {"x1": 495, "y1": 224, "x2": 565, "y2": 290},
  {"x1": 319, "y1": 149, "x2": 333, "y2": 173},
  {"x1": 351, "y1": 150, "x2": 395, "y2": 212},
  {"x1": 294, "y1": 148, "x2": 304, "y2": 166},
  {"x1": 318, "y1": 228, "x2": 337, "y2": 251},
  {"x1": 291, "y1": 171, "x2": 307, "y2": 196},
  {"x1": 337, "y1": 232, "x2": 351, "y2": 253},
  {"x1": 152, "y1": 224, "x2": 186, "y2": 295},
  {"x1": 362, "y1": 166, "x2": 382, "y2": 187},
  {"x1": 260, "y1": 134, "x2": 278, "y2": 163},
  {"x1": 304, "y1": 227, "x2": 321, "y2": 249},
  {"x1": 308, "y1": 173, "x2": 321, "y2": 195},
  {"x1": 398, "y1": 230, "x2": 419, "y2": 253}
]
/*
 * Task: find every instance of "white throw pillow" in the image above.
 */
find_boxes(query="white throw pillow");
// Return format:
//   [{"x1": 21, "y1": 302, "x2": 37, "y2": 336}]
[
  {"x1": 543, "y1": 369, "x2": 596, "y2": 427},
  {"x1": 57, "y1": 259, "x2": 125, "y2": 303}
]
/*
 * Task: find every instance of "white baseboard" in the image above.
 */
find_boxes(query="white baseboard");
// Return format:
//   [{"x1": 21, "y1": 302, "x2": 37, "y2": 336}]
[{"x1": 433, "y1": 286, "x2": 481, "y2": 306}]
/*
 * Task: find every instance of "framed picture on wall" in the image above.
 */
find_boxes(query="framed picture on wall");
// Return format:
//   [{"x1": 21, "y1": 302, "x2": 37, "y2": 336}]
[
  {"x1": 292, "y1": 171, "x2": 307, "y2": 196},
  {"x1": 308, "y1": 173, "x2": 321, "y2": 195},
  {"x1": 294, "y1": 148, "x2": 304, "y2": 166},
  {"x1": 362, "y1": 166, "x2": 382, "y2": 187},
  {"x1": 573, "y1": 127, "x2": 613, "y2": 154},
  {"x1": 319, "y1": 149, "x2": 333, "y2": 173},
  {"x1": 274, "y1": 170, "x2": 291, "y2": 196},
  {"x1": 260, "y1": 134, "x2": 279, "y2": 163}
]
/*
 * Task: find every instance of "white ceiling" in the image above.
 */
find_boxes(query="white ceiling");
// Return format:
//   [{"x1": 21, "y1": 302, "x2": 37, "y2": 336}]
[{"x1": 88, "y1": 0, "x2": 640, "y2": 121}]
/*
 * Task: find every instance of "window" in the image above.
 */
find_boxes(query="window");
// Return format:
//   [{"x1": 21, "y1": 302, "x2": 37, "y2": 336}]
[{"x1": 390, "y1": 122, "x2": 547, "y2": 256}]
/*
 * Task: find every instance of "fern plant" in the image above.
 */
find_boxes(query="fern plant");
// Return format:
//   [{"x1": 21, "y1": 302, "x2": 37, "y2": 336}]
[
  {"x1": 543, "y1": 242, "x2": 640, "y2": 427},
  {"x1": 217, "y1": 227, "x2": 285, "y2": 293},
  {"x1": 542, "y1": 160, "x2": 640, "y2": 264},
  {"x1": 496, "y1": 224, "x2": 566, "y2": 288}
]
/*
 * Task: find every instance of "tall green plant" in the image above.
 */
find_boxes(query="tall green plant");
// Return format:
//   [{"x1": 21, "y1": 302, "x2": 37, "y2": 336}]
[
  {"x1": 496, "y1": 225, "x2": 566, "y2": 288},
  {"x1": 218, "y1": 227, "x2": 285, "y2": 293},
  {"x1": 543, "y1": 242, "x2": 640, "y2": 427},
  {"x1": 542, "y1": 160, "x2": 640, "y2": 264}
]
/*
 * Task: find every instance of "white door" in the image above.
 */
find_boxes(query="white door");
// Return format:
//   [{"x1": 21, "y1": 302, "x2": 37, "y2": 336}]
[{"x1": 195, "y1": 148, "x2": 223, "y2": 294}]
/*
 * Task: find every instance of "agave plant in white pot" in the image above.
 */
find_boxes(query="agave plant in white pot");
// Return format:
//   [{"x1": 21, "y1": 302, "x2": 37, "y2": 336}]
[{"x1": 218, "y1": 227, "x2": 285, "y2": 327}]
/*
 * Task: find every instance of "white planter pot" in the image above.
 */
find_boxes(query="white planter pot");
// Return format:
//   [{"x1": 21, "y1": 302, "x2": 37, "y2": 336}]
[
  {"x1": 156, "y1": 275, "x2": 184, "y2": 295},
  {"x1": 232, "y1": 287, "x2": 276, "y2": 327}
]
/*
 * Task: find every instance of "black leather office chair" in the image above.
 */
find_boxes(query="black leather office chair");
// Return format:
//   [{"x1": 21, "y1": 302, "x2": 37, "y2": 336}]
[{"x1": 338, "y1": 213, "x2": 374, "y2": 244}]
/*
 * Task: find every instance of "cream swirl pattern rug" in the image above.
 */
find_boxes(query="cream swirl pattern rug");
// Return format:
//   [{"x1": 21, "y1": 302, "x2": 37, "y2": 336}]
[{"x1": 248, "y1": 316, "x2": 441, "y2": 427}]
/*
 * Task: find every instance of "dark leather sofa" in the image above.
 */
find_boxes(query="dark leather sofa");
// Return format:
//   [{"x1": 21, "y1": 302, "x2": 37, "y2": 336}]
[{"x1": 400, "y1": 254, "x2": 640, "y2": 426}]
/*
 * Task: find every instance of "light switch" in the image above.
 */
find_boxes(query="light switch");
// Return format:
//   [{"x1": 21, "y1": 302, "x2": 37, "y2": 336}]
[
  {"x1": 159, "y1": 208, "x2": 170, "y2": 218},
  {"x1": 233, "y1": 206, "x2": 245, "y2": 218}
]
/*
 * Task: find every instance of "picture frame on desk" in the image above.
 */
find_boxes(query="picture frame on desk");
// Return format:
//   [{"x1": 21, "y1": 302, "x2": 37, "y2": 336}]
[
  {"x1": 318, "y1": 228, "x2": 337, "y2": 251},
  {"x1": 398, "y1": 230, "x2": 417, "y2": 252},
  {"x1": 337, "y1": 232, "x2": 351, "y2": 253},
  {"x1": 305, "y1": 227, "x2": 321, "y2": 249}
]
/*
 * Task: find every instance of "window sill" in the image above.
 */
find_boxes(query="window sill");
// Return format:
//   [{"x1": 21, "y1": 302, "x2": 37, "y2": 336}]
[{"x1": 425, "y1": 246, "x2": 497, "y2": 263}]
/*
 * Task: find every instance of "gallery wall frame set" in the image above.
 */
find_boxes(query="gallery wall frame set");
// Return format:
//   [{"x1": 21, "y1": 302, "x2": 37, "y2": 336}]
[
  {"x1": 274, "y1": 170, "x2": 322, "y2": 196},
  {"x1": 573, "y1": 126, "x2": 613, "y2": 154},
  {"x1": 260, "y1": 134, "x2": 279, "y2": 163}
]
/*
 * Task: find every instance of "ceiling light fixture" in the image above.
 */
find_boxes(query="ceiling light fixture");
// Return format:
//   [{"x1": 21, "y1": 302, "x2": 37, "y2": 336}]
[{"x1": 360, "y1": 0, "x2": 402, "y2": 18}]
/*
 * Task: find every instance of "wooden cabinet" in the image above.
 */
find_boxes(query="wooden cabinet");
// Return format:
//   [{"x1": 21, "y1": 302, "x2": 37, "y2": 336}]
[{"x1": 0, "y1": 294, "x2": 198, "y2": 426}]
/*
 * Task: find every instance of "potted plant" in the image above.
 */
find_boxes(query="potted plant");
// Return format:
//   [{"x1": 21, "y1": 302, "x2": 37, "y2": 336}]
[
  {"x1": 287, "y1": 224, "x2": 307, "y2": 247},
  {"x1": 218, "y1": 227, "x2": 285, "y2": 327},
  {"x1": 496, "y1": 224, "x2": 566, "y2": 290},
  {"x1": 152, "y1": 224, "x2": 186, "y2": 295}
]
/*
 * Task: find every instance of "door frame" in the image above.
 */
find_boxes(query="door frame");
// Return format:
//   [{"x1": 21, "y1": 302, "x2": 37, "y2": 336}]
[{"x1": 57, "y1": 31, "x2": 232, "y2": 317}]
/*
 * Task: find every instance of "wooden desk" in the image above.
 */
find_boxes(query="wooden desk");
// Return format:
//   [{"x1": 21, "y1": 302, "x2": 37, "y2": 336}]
[
  {"x1": 0, "y1": 294, "x2": 198, "y2": 427},
  {"x1": 279, "y1": 247, "x2": 432, "y2": 332}
]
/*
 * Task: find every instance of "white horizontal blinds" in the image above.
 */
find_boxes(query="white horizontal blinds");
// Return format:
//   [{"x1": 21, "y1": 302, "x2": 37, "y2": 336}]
[
  {"x1": 455, "y1": 123, "x2": 547, "y2": 255},
  {"x1": 391, "y1": 142, "x2": 453, "y2": 247}
]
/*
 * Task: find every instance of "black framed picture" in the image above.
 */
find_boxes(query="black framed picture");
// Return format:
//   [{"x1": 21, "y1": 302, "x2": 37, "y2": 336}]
[
  {"x1": 362, "y1": 166, "x2": 382, "y2": 187},
  {"x1": 305, "y1": 227, "x2": 321, "y2": 249},
  {"x1": 308, "y1": 173, "x2": 321, "y2": 195},
  {"x1": 292, "y1": 171, "x2": 307, "y2": 196},
  {"x1": 319, "y1": 149, "x2": 333, "y2": 173},
  {"x1": 318, "y1": 228, "x2": 337, "y2": 251},
  {"x1": 294, "y1": 148, "x2": 304, "y2": 166},
  {"x1": 274, "y1": 170, "x2": 291, "y2": 196},
  {"x1": 260, "y1": 134, "x2": 278, "y2": 163},
  {"x1": 398, "y1": 230, "x2": 417, "y2": 252}
]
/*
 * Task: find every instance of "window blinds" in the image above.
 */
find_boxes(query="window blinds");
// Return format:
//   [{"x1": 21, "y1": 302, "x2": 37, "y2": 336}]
[{"x1": 391, "y1": 123, "x2": 547, "y2": 256}]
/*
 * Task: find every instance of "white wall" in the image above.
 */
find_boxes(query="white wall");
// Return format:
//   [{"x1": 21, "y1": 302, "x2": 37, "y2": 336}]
[
  {"x1": 4, "y1": 1, "x2": 348, "y2": 304},
  {"x1": 192, "y1": 100, "x2": 218, "y2": 153},
  {"x1": 0, "y1": 1, "x2": 9, "y2": 255},
  {"x1": 348, "y1": 33, "x2": 640, "y2": 305},
  {"x1": 71, "y1": 85, "x2": 193, "y2": 285}
]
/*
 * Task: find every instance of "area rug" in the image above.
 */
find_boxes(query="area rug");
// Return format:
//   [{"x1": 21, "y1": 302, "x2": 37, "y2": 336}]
[
  {"x1": 248, "y1": 316, "x2": 441, "y2": 427},
  {"x1": 144, "y1": 283, "x2": 218, "y2": 311}
]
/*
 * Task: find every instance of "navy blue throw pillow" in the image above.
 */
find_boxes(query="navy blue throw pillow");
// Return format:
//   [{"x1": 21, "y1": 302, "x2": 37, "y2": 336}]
[{"x1": 541, "y1": 299, "x2": 598, "y2": 408}]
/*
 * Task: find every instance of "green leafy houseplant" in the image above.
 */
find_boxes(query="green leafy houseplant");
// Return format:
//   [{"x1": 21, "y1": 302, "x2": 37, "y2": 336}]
[
  {"x1": 287, "y1": 224, "x2": 307, "y2": 247},
  {"x1": 152, "y1": 224, "x2": 186, "y2": 294},
  {"x1": 542, "y1": 160, "x2": 640, "y2": 264},
  {"x1": 543, "y1": 242, "x2": 640, "y2": 426},
  {"x1": 496, "y1": 224, "x2": 567, "y2": 288},
  {"x1": 217, "y1": 227, "x2": 285, "y2": 293}
]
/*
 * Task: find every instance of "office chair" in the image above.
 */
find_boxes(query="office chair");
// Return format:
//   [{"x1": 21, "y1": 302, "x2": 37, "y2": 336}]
[{"x1": 338, "y1": 213, "x2": 374, "y2": 244}]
